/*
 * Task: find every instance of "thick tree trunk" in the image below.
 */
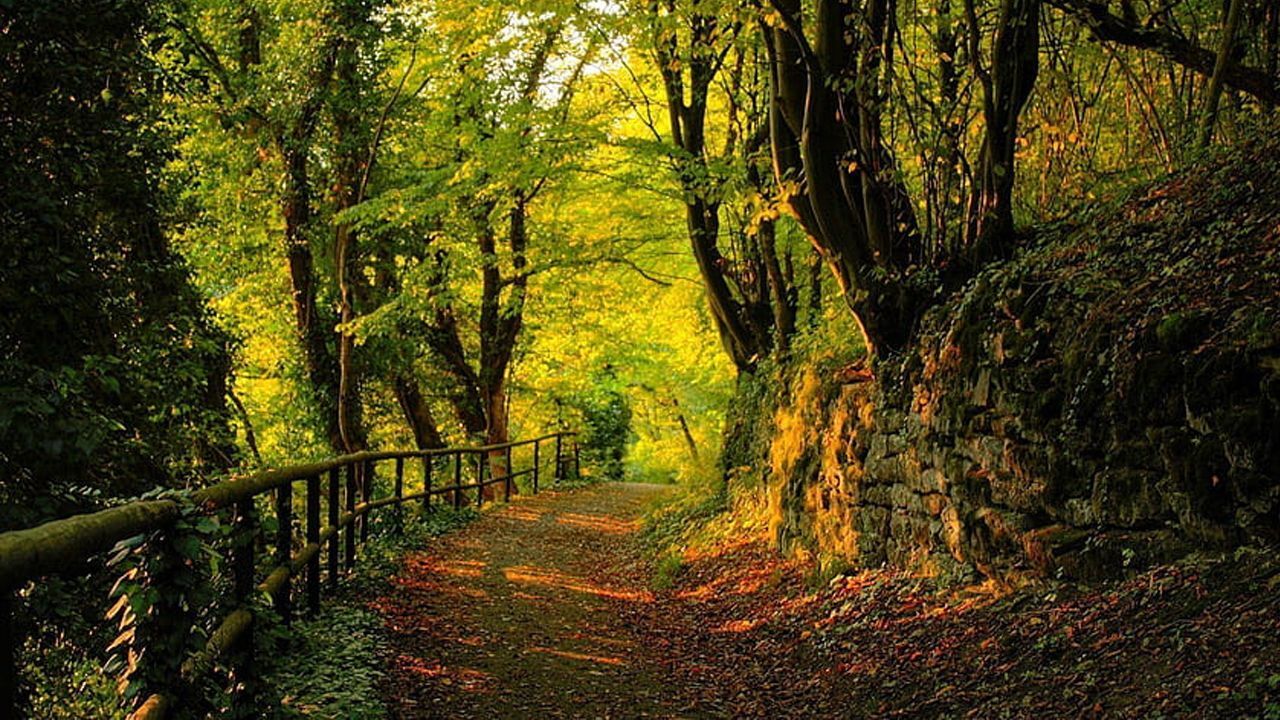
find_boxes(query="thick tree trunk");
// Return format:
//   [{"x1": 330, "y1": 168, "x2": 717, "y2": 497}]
[
  {"x1": 966, "y1": 0, "x2": 1041, "y2": 262},
  {"x1": 392, "y1": 375, "x2": 445, "y2": 450},
  {"x1": 477, "y1": 215, "x2": 508, "y2": 445},
  {"x1": 280, "y1": 145, "x2": 344, "y2": 453},
  {"x1": 477, "y1": 197, "x2": 531, "y2": 496},
  {"x1": 757, "y1": 217, "x2": 796, "y2": 353},
  {"x1": 763, "y1": 0, "x2": 924, "y2": 357},
  {"x1": 424, "y1": 305, "x2": 487, "y2": 438}
]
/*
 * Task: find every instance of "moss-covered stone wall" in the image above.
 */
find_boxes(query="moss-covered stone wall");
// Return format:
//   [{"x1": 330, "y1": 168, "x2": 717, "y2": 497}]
[{"x1": 750, "y1": 134, "x2": 1280, "y2": 581}]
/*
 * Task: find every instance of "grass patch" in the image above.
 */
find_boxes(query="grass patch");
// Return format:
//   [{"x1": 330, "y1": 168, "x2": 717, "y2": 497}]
[
  {"x1": 642, "y1": 485, "x2": 729, "y2": 553},
  {"x1": 651, "y1": 553, "x2": 685, "y2": 590}
]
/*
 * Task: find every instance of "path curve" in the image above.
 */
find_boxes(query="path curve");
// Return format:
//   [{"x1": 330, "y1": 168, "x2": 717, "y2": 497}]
[{"x1": 375, "y1": 482, "x2": 679, "y2": 719}]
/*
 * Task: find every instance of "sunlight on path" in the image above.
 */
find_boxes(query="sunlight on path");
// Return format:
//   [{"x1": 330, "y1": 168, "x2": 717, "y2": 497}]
[{"x1": 374, "y1": 483, "x2": 677, "y2": 719}]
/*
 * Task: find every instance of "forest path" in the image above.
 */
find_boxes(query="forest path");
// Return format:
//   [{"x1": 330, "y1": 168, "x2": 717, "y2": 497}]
[{"x1": 374, "y1": 482, "x2": 684, "y2": 719}]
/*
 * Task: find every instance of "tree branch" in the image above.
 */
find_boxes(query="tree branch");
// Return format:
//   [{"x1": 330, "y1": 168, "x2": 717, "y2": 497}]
[{"x1": 1047, "y1": 0, "x2": 1280, "y2": 105}]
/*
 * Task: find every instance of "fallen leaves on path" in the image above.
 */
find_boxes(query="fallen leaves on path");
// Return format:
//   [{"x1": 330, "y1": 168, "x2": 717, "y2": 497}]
[
  {"x1": 630, "y1": 540, "x2": 1280, "y2": 718},
  {"x1": 372, "y1": 483, "x2": 678, "y2": 719},
  {"x1": 372, "y1": 484, "x2": 1280, "y2": 718}
]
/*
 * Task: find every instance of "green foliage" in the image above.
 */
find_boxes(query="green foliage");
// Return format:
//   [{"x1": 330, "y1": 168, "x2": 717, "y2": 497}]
[
  {"x1": 651, "y1": 553, "x2": 685, "y2": 590},
  {"x1": 267, "y1": 606, "x2": 389, "y2": 720},
  {"x1": 0, "y1": 0, "x2": 234, "y2": 529},
  {"x1": 642, "y1": 479, "x2": 729, "y2": 554},
  {"x1": 572, "y1": 372, "x2": 633, "y2": 482},
  {"x1": 261, "y1": 507, "x2": 476, "y2": 719},
  {"x1": 20, "y1": 637, "x2": 122, "y2": 720},
  {"x1": 103, "y1": 492, "x2": 223, "y2": 709}
]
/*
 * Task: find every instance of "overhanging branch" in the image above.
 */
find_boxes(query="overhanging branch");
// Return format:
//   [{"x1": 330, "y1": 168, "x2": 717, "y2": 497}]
[{"x1": 1048, "y1": 0, "x2": 1280, "y2": 106}]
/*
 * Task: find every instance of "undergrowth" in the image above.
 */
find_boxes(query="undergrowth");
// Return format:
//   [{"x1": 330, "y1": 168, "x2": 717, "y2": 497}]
[
  {"x1": 641, "y1": 464, "x2": 775, "y2": 591},
  {"x1": 261, "y1": 506, "x2": 476, "y2": 719}
]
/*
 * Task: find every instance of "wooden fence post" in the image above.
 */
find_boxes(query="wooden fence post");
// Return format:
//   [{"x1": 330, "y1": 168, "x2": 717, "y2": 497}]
[
  {"x1": 475, "y1": 452, "x2": 485, "y2": 508},
  {"x1": 423, "y1": 456, "x2": 432, "y2": 513},
  {"x1": 230, "y1": 498, "x2": 256, "y2": 697},
  {"x1": 140, "y1": 527, "x2": 198, "y2": 713},
  {"x1": 554, "y1": 434, "x2": 564, "y2": 484},
  {"x1": 345, "y1": 463, "x2": 357, "y2": 570},
  {"x1": 361, "y1": 460, "x2": 373, "y2": 544},
  {"x1": 452, "y1": 452, "x2": 462, "y2": 510},
  {"x1": 273, "y1": 481, "x2": 292, "y2": 625},
  {"x1": 504, "y1": 445, "x2": 513, "y2": 502},
  {"x1": 574, "y1": 440, "x2": 581, "y2": 480},
  {"x1": 306, "y1": 475, "x2": 321, "y2": 618},
  {"x1": 394, "y1": 457, "x2": 404, "y2": 534},
  {"x1": 533, "y1": 440, "x2": 540, "y2": 494},
  {"x1": 327, "y1": 468, "x2": 339, "y2": 589}
]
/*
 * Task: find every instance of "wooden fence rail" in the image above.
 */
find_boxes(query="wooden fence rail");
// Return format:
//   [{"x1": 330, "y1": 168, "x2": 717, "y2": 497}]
[{"x1": 0, "y1": 431, "x2": 581, "y2": 719}]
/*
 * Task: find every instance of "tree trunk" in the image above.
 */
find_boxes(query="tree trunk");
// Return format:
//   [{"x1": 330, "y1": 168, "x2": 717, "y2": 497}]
[
  {"x1": 1197, "y1": 0, "x2": 1246, "y2": 147},
  {"x1": 425, "y1": 305, "x2": 488, "y2": 438},
  {"x1": 763, "y1": 0, "x2": 924, "y2": 357},
  {"x1": 654, "y1": 5, "x2": 778, "y2": 371},
  {"x1": 392, "y1": 375, "x2": 445, "y2": 450},
  {"x1": 807, "y1": 247, "x2": 823, "y2": 326},
  {"x1": 966, "y1": 0, "x2": 1041, "y2": 262},
  {"x1": 671, "y1": 395, "x2": 699, "y2": 461},
  {"x1": 330, "y1": 4, "x2": 371, "y2": 454},
  {"x1": 280, "y1": 144, "x2": 345, "y2": 453}
]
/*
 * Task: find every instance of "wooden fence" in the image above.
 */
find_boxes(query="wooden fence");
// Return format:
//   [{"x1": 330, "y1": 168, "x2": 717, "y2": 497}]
[{"x1": 0, "y1": 431, "x2": 581, "y2": 718}]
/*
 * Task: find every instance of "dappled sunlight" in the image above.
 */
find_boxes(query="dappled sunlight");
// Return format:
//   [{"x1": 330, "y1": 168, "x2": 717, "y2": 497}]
[
  {"x1": 527, "y1": 646, "x2": 626, "y2": 666},
  {"x1": 436, "y1": 559, "x2": 488, "y2": 579},
  {"x1": 503, "y1": 564, "x2": 652, "y2": 602},
  {"x1": 395, "y1": 654, "x2": 496, "y2": 694},
  {"x1": 712, "y1": 618, "x2": 765, "y2": 634},
  {"x1": 501, "y1": 505, "x2": 549, "y2": 524},
  {"x1": 674, "y1": 556, "x2": 797, "y2": 603},
  {"x1": 373, "y1": 485, "x2": 677, "y2": 716},
  {"x1": 512, "y1": 590, "x2": 552, "y2": 604},
  {"x1": 555, "y1": 511, "x2": 638, "y2": 534}
]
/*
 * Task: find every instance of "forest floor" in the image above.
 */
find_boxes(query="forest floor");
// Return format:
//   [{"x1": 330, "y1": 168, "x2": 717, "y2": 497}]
[
  {"x1": 372, "y1": 482, "x2": 679, "y2": 718},
  {"x1": 370, "y1": 483, "x2": 1280, "y2": 719}
]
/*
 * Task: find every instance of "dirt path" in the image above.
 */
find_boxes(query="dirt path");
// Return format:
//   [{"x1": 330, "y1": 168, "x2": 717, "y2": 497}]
[
  {"x1": 375, "y1": 482, "x2": 681, "y2": 719},
  {"x1": 371, "y1": 482, "x2": 1280, "y2": 718}
]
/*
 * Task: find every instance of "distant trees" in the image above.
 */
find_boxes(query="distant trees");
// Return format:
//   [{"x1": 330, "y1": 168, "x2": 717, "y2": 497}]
[
  {"x1": 411, "y1": 19, "x2": 594, "y2": 450},
  {"x1": 13, "y1": 0, "x2": 1264, "y2": 497},
  {"x1": 171, "y1": 0, "x2": 712, "y2": 471}
]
